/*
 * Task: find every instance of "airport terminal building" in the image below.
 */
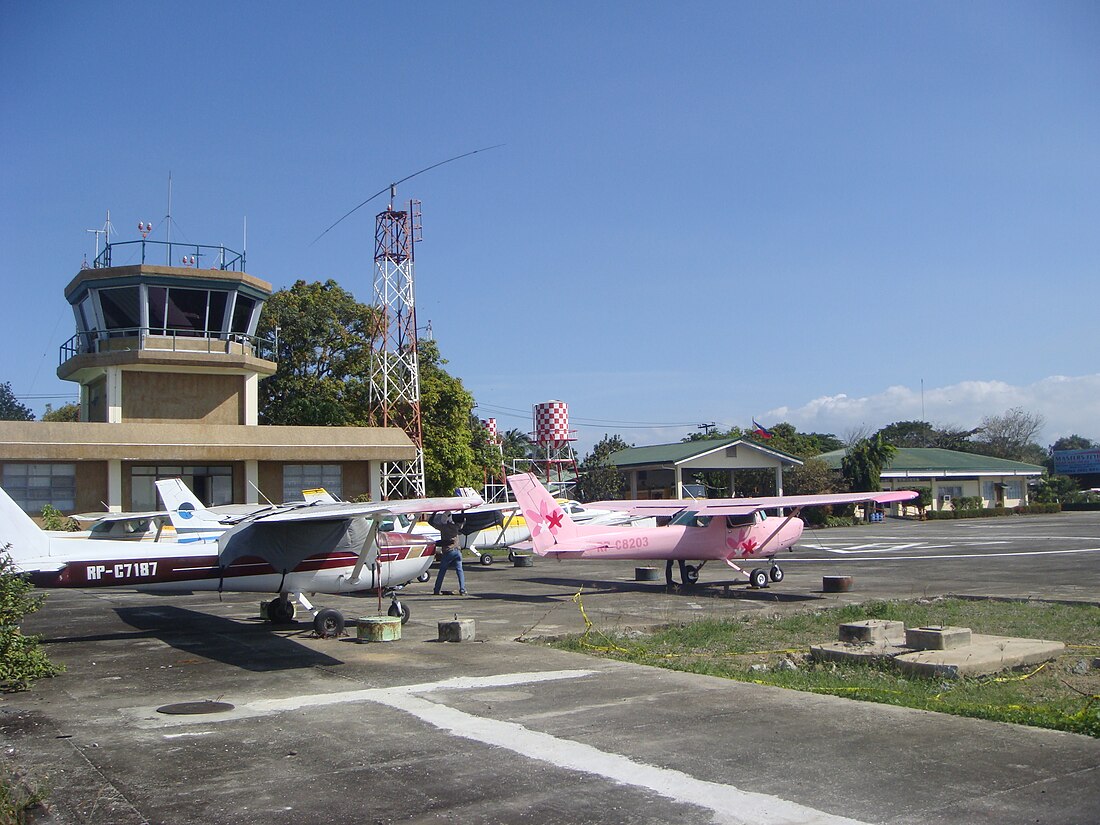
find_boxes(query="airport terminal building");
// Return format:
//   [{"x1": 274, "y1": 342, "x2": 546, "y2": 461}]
[{"x1": 0, "y1": 245, "x2": 413, "y2": 514}]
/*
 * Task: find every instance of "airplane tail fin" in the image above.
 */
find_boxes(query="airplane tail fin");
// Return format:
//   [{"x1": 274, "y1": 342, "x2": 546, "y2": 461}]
[
  {"x1": 155, "y1": 478, "x2": 227, "y2": 531},
  {"x1": 0, "y1": 484, "x2": 50, "y2": 563},
  {"x1": 506, "y1": 473, "x2": 580, "y2": 555}
]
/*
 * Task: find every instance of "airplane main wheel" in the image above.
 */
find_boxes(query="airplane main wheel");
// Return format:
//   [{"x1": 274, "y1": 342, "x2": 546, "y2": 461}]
[
  {"x1": 480, "y1": 553, "x2": 494, "y2": 566},
  {"x1": 313, "y1": 608, "x2": 345, "y2": 638},
  {"x1": 769, "y1": 566, "x2": 784, "y2": 583},
  {"x1": 388, "y1": 600, "x2": 411, "y2": 624},
  {"x1": 268, "y1": 599, "x2": 296, "y2": 624},
  {"x1": 749, "y1": 568, "x2": 769, "y2": 589},
  {"x1": 684, "y1": 565, "x2": 700, "y2": 585}
]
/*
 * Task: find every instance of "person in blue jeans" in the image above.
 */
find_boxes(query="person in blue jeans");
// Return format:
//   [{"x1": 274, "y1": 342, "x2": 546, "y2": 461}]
[{"x1": 429, "y1": 511, "x2": 467, "y2": 595}]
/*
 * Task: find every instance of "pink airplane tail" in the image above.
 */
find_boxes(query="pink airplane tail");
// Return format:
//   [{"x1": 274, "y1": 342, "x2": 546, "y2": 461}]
[{"x1": 506, "y1": 473, "x2": 580, "y2": 555}]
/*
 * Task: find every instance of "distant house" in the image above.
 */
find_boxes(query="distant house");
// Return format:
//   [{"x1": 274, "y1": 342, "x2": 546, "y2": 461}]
[
  {"x1": 609, "y1": 438, "x2": 803, "y2": 499},
  {"x1": 816, "y1": 447, "x2": 1044, "y2": 512}
]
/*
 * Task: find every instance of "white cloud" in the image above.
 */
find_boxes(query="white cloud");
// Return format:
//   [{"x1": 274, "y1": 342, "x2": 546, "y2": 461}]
[{"x1": 767, "y1": 374, "x2": 1100, "y2": 446}]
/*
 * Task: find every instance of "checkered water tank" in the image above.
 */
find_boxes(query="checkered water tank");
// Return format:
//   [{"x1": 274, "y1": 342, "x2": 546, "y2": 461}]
[
  {"x1": 481, "y1": 418, "x2": 498, "y2": 443},
  {"x1": 532, "y1": 400, "x2": 575, "y2": 447}
]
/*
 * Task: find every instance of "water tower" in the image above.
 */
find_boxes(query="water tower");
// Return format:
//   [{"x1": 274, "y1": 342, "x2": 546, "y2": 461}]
[{"x1": 531, "y1": 400, "x2": 579, "y2": 493}]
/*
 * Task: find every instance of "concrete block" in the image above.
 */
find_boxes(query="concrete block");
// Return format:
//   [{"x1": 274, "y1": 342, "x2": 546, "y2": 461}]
[
  {"x1": 895, "y1": 634, "x2": 1064, "y2": 679},
  {"x1": 838, "y1": 620, "x2": 906, "y2": 645},
  {"x1": 438, "y1": 618, "x2": 476, "y2": 642},
  {"x1": 905, "y1": 625, "x2": 972, "y2": 650},
  {"x1": 356, "y1": 616, "x2": 402, "y2": 643}
]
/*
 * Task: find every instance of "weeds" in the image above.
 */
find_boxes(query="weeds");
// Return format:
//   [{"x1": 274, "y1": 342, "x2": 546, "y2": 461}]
[{"x1": 546, "y1": 597, "x2": 1100, "y2": 737}]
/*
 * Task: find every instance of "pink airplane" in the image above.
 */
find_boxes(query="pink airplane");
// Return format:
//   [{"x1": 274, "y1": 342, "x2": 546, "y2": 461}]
[{"x1": 507, "y1": 472, "x2": 918, "y2": 588}]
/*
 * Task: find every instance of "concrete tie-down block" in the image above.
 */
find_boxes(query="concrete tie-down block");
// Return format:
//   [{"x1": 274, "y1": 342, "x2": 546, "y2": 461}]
[
  {"x1": 438, "y1": 618, "x2": 476, "y2": 642},
  {"x1": 905, "y1": 625, "x2": 972, "y2": 651},
  {"x1": 838, "y1": 620, "x2": 906, "y2": 645}
]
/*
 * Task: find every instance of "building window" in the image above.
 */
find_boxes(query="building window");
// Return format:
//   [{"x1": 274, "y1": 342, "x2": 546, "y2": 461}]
[
  {"x1": 1005, "y1": 480, "x2": 1022, "y2": 500},
  {"x1": 2, "y1": 464, "x2": 76, "y2": 513},
  {"x1": 283, "y1": 464, "x2": 342, "y2": 503},
  {"x1": 937, "y1": 485, "x2": 963, "y2": 507},
  {"x1": 131, "y1": 465, "x2": 233, "y2": 510}
]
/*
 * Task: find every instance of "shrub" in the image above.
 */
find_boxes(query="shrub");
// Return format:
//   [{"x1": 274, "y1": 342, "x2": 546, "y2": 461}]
[{"x1": 0, "y1": 547, "x2": 63, "y2": 692}]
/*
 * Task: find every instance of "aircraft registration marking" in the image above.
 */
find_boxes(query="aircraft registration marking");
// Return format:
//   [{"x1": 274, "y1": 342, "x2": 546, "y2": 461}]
[
  {"x1": 128, "y1": 669, "x2": 871, "y2": 825},
  {"x1": 85, "y1": 561, "x2": 159, "y2": 581}
]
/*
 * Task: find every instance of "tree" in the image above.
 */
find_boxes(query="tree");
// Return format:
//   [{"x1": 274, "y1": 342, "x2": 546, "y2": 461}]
[
  {"x1": 969, "y1": 407, "x2": 1045, "y2": 462},
  {"x1": 419, "y1": 339, "x2": 479, "y2": 496},
  {"x1": 499, "y1": 428, "x2": 534, "y2": 470},
  {"x1": 783, "y1": 456, "x2": 834, "y2": 496},
  {"x1": 1051, "y1": 435, "x2": 1097, "y2": 452},
  {"x1": 876, "y1": 420, "x2": 981, "y2": 451},
  {"x1": 1033, "y1": 474, "x2": 1078, "y2": 505},
  {"x1": 841, "y1": 434, "x2": 896, "y2": 494},
  {"x1": 747, "y1": 422, "x2": 843, "y2": 457},
  {"x1": 0, "y1": 548, "x2": 62, "y2": 691},
  {"x1": 0, "y1": 383, "x2": 33, "y2": 421},
  {"x1": 257, "y1": 280, "x2": 383, "y2": 426},
  {"x1": 573, "y1": 434, "x2": 631, "y2": 502},
  {"x1": 41, "y1": 402, "x2": 80, "y2": 422}
]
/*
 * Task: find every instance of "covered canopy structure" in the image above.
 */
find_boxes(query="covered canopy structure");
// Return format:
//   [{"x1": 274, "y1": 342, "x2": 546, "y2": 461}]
[{"x1": 608, "y1": 438, "x2": 803, "y2": 499}]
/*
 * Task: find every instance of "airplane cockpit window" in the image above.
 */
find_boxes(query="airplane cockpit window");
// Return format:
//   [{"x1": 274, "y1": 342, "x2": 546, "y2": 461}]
[
  {"x1": 670, "y1": 510, "x2": 711, "y2": 528},
  {"x1": 725, "y1": 513, "x2": 757, "y2": 528}
]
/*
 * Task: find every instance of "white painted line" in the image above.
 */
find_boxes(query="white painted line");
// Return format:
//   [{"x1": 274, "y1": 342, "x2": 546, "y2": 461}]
[
  {"x1": 128, "y1": 669, "x2": 872, "y2": 824},
  {"x1": 372, "y1": 687, "x2": 869, "y2": 825},
  {"x1": 786, "y1": 547, "x2": 1100, "y2": 562}
]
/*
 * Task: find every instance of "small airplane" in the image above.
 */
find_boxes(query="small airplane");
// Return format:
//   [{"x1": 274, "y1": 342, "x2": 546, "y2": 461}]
[
  {"x1": 1, "y1": 481, "x2": 483, "y2": 637},
  {"x1": 506, "y1": 472, "x2": 918, "y2": 587}
]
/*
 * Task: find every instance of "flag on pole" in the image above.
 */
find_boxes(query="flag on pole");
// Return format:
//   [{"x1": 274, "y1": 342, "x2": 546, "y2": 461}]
[{"x1": 752, "y1": 419, "x2": 773, "y2": 439}]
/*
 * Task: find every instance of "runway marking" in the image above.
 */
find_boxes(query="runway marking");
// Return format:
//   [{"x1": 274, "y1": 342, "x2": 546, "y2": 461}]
[
  {"x1": 133, "y1": 669, "x2": 870, "y2": 825},
  {"x1": 786, "y1": 547, "x2": 1100, "y2": 562}
]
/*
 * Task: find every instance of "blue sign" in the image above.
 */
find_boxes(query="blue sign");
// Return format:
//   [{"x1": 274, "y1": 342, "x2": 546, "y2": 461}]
[{"x1": 1052, "y1": 449, "x2": 1100, "y2": 475}]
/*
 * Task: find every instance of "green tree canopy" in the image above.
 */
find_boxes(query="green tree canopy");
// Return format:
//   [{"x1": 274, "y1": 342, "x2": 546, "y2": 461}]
[
  {"x1": 875, "y1": 420, "x2": 977, "y2": 450},
  {"x1": 41, "y1": 402, "x2": 79, "y2": 422},
  {"x1": 841, "y1": 434, "x2": 896, "y2": 493},
  {"x1": 257, "y1": 279, "x2": 382, "y2": 426},
  {"x1": 419, "y1": 339, "x2": 479, "y2": 496},
  {"x1": 573, "y1": 434, "x2": 631, "y2": 502},
  {"x1": 0, "y1": 383, "x2": 34, "y2": 421},
  {"x1": 969, "y1": 407, "x2": 1046, "y2": 463}
]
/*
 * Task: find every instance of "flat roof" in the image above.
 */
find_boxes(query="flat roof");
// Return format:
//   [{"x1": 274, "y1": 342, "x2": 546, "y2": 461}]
[{"x1": 0, "y1": 421, "x2": 415, "y2": 462}]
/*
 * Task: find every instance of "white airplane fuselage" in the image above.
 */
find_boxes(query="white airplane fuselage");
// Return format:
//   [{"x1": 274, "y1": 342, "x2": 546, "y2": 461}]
[{"x1": 21, "y1": 531, "x2": 434, "y2": 596}]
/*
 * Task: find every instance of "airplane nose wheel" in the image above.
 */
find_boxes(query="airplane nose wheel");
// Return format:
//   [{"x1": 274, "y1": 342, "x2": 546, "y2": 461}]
[
  {"x1": 769, "y1": 565, "x2": 784, "y2": 583},
  {"x1": 387, "y1": 598, "x2": 411, "y2": 624},
  {"x1": 313, "y1": 608, "x2": 345, "y2": 638},
  {"x1": 684, "y1": 565, "x2": 700, "y2": 585}
]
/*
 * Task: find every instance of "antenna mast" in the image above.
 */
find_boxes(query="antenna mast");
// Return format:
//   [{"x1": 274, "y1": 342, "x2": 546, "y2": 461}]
[{"x1": 370, "y1": 185, "x2": 425, "y2": 499}]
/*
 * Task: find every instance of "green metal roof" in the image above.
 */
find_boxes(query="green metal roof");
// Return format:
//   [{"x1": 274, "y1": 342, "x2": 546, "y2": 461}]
[
  {"x1": 816, "y1": 447, "x2": 1044, "y2": 476},
  {"x1": 610, "y1": 437, "x2": 802, "y2": 468}
]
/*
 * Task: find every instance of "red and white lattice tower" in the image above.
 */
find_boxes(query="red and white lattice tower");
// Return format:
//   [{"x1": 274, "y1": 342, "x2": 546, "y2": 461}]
[
  {"x1": 531, "y1": 400, "x2": 579, "y2": 489},
  {"x1": 368, "y1": 189, "x2": 425, "y2": 499}
]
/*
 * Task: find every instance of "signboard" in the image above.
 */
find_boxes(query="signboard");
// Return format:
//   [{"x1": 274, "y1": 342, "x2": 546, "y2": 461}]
[{"x1": 1052, "y1": 449, "x2": 1100, "y2": 475}]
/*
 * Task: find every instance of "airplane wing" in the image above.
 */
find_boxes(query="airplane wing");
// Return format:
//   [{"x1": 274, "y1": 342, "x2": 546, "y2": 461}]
[
  {"x1": 216, "y1": 492, "x2": 484, "y2": 583},
  {"x1": 586, "y1": 490, "x2": 918, "y2": 518},
  {"x1": 71, "y1": 510, "x2": 167, "y2": 524}
]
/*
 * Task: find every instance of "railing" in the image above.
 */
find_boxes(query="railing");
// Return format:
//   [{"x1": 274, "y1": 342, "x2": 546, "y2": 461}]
[
  {"x1": 59, "y1": 327, "x2": 276, "y2": 365},
  {"x1": 93, "y1": 239, "x2": 245, "y2": 272}
]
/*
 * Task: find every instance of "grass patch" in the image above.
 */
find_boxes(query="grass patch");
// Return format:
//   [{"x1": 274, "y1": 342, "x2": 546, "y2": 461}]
[
  {"x1": 545, "y1": 597, "x2": 1100, "y2": 737},
  {"x1": 0, "y1": 761, "x2": 48, "y2": 825}
]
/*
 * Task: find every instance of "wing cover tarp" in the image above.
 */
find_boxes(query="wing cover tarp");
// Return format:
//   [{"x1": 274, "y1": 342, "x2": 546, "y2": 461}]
[{"x1": 219, "y1": 517, "x2": 374, "y2": 574}]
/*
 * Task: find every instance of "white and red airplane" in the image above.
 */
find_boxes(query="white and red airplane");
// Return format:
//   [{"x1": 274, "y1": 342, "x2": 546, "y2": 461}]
[
  {"x1": 507, "y1": 472, "x2": 918, "y2": 587},
  {"x1": 0, "y1": 482, "x2": 482, "y2": 636}
]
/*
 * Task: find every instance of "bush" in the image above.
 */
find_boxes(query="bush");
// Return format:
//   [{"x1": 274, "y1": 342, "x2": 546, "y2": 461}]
[{"x1": 0, "y1": 547, "x2": 62, "y2": 692}]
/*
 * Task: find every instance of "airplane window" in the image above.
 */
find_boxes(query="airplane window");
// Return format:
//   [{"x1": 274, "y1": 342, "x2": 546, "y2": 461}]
[
  {"x1": 670, "y1": 510, "x2": 710, "y2": 527},
  {"x1": 726, "y1": 513, "x2": 756, "y2": 527}
]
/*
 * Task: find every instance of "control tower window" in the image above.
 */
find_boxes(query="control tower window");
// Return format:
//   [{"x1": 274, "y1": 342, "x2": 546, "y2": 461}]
[
  {"x1": 231, "y1": 295, "x2": 256, "y2": 335},
  {"x1": 99, "y1": 287, "x2": 141, "y2": 332}
]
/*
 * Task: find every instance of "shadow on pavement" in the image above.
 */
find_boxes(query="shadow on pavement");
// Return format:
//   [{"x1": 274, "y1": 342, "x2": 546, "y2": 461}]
[{"x1": 112, "y1": 605, "x2": 344, "y2": 671}]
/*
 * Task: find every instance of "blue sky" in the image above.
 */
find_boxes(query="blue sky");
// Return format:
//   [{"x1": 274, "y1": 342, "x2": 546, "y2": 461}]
[{"x1": 2, "y1": 2, "x2": 1098, "y2": 455}]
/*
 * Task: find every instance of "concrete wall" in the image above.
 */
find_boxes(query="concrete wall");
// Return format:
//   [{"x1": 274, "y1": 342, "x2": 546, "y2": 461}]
[{"x1": 123, "y1": 372, "x2": 242, "y2": 424}]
